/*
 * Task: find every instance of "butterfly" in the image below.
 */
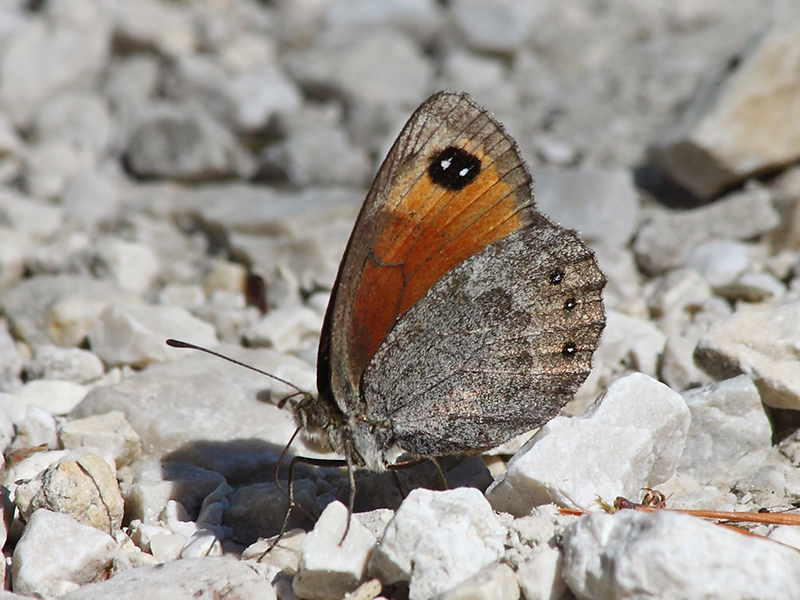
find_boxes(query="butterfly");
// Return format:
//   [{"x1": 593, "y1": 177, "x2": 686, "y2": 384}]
[
  {"x1": 169, "y1": 90, "x2": 606, "y2": 535},
  {"x1": 292, "y1": 90, "x2": 606, "y2": 476}
]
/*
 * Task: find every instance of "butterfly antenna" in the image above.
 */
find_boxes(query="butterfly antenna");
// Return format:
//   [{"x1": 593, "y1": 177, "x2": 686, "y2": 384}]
[{"x1": 165, "y1": 339, "x2": 308, "y2": 395}]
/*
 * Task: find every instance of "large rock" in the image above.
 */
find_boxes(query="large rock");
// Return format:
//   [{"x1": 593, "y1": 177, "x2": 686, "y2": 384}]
[
  {"x1": 694, "y1": 300, "x2": 800, "y2": 409},
  {"x1": 563, "y1": 510, "x2": 800, "y2": 600},
  {"x1": 486, "y1": 373, "x2": 690, "y2": 516},
  {"x1": 650, "y1": 21, "x2": 800, "y2": 199}
]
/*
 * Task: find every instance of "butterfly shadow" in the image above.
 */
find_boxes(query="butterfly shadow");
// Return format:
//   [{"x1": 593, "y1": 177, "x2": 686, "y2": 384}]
[{"x1": 157, "y1": 438, "x2": 493, "y2": 546}]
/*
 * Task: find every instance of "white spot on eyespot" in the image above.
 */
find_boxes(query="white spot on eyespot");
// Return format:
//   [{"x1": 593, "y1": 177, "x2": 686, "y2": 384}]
[
  {"x1": 440, "y1": 157, "x2": 452, "y2": 170},
  {"x1": 459, "y1": 167, "x2": 471, "y2": 177}
]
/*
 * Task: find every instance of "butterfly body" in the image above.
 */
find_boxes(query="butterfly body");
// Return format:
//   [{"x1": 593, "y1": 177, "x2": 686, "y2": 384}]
[{"x1": 290, "y1": 91, "x2": 606, "y2": 473}]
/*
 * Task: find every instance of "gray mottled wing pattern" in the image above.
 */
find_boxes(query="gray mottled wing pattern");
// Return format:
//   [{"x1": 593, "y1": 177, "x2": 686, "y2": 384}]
[{"x1": 361, "y1": 214, "x2": 606, "y2": 457}]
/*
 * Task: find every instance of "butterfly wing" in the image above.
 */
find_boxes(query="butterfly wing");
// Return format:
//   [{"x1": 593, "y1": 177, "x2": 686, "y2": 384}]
[
  {"x1": 319, "y1": 91, "x2": 537, "y2": 418},
  {"x1": 361, "y1": 216, "x2": 606, "y2": 457}
]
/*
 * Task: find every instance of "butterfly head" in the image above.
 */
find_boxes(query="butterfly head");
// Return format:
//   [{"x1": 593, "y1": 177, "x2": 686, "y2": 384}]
[
  {"x1": 287, "y1": 392, "x2": 396, "y2": 472},
  {"x1": 287, "y1": 393, "x2": 338, "y2": 449}
]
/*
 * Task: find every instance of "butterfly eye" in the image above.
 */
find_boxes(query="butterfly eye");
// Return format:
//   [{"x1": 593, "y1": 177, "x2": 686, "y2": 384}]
[{"x1": 427, "y1": 146, "x2": 481, "y2": 190}]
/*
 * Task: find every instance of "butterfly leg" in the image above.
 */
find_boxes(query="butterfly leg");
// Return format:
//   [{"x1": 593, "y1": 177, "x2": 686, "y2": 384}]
[
  {"x1": 429, "y1": 457, "x2": 449, "y2": 491},
  {"x1": 264, "y1": 450, "x2": 348, "y2": 554},
  {"x1": 341, "y1": 441, "x2": 358, "y2": 545}
]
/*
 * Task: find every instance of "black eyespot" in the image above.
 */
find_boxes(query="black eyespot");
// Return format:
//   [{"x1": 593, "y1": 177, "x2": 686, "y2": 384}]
[
  {"x1": 427, "y1": 147, "x2": 481, "y2": 190},
  {"x1": 562, "y1": 342, "x2": 577, "y2": 357},
  {"x1": 564, "y1": 297, "x2": 577, "y2": 311},
  {"x1": 549, "y1": 269, "x2": 565, "y2": 284}
]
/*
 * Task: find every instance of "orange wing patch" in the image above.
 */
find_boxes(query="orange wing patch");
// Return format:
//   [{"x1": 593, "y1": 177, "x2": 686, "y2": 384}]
[{"x1": 348, "y1": 141, "x2": 532, "y2": 377}]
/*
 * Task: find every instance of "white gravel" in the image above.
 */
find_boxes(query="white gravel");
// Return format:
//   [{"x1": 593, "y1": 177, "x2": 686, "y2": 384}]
[{"x1": 2, "y1": 0, "x2": 800, "y2": 598}]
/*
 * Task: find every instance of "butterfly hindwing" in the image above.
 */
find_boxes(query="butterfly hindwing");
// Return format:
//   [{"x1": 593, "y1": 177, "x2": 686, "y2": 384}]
[{"x1": 361, "y1": 215, "x2": 606, "y2": 457}]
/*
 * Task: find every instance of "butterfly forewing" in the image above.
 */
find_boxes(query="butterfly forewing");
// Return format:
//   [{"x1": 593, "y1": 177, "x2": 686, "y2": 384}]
[{"x1": 320, "y1": 91, "x2": 536, "y2": 417}]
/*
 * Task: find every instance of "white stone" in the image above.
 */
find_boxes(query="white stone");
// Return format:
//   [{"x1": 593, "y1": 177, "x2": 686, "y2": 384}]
[
  {"x1": 434, "y1": 562, "x2": 520, "y2": 600},
  {"x1": 218, "y1": 33, "x2": 276, "y2": 74},
  {"x1": 12, "y1": 509, "x2": 116, "y2": 598},
  {"x1": 0, "y1": 226, "x2": 29, "y2": 294},
  {"x1": 369, "y1": 488, "x2": 505, "y2": 600},
  {"x1": 103, "y1": 54, "x2": 160, "y2": 116},
  {"x1": 0, "y1": 16, "x2": 110, "y2": 126},
  {"x1": 225, "y1": 480, "x2": 317, "y2": 547},
  {"x1": 164, "y1": 184, "x2": 361, "y2": 291},
  {"x1": 3, "y1": 450, "x2": 69, "y2": 495},
  {"x1": 13, "y1": 404, "x2": 58, "y2": 449},
  {"x1": 224, "y1": 66, "x2": 303, "y2": 131},
  {"x1": 26, "y1": 229, "x2": 92, "y2": 275},
  {"x1": 196, "y1": 500, "x2": 225, "y2": 527},
  {"x1": 593, "y1": 310, "x2": 667, "y2": 378},
  {"x1": 679, "y1": 376, "x2": 772, "y2": 485},
  {"x1": 694, "y1": 300, "x2": 800, "y2": 409},
  {"x1": 203, "y1": 260, "x2": 247, "y2": 295},
  {"x1": 288, "y1": 31, "x2": 432, "y2": 107},
  {"x1": 516, "y1": 547, "x2": 566, "y2": 600},
  {"x1": 129, "y1": 520, "x2": 171, "y2": 553},
  {"x1": 162, "y1": 500, "x2": 198, "y2": 539},
  {"x1": 59, "y1": 411, "x2": 142, "y2": 469},
  {"x1": 323, "y1": 0, "x2": 442, "y2": 46},
  {"x1": 0, "y1": 274, "x2": 140, "y2": 347},
  {"x1": 87, "y1": 303, "x2": 217, "y2": 367},
  {"x1": 95, "y1": 238, "x2": 160, "y2": 295},
  {"x1": 262, "y1": 125, "x2": 372, "y2": 186},
  {"x1": 14, "y1": 452, "x2": 124, "y2": 534},
  {"x1": 0, "y1": 400, "x2": 15, "y2": 453},
  {"x1": 33, "y1": 91, "x2": 113, "y2": 158},
  {"x1": 659, "y1": 334, "x2": 713, "y2": 392},
  {"x1": 685, "y1": 240, "x2": 751, "y2": 288},
  {"x1": 768, "y1": 525, "x2": 800, "y2": 551},
  {"x1": 23, "y1": 138, "x2": 96, "y2": 200},
  {"x1": 11, "y1": 379, "x2": 88, "y2": 415},
  {"x1": 562, "y1": 510, "x2": 800, "y2": 600},
  {"x1": 243, "y1": 527, "x2": 305, "y2": 579},
  {"x1": 735, "y1": 462, "x2": 800, "y2": 509},
  {"x1": 0, "y1": 189, "x2": 64, "y2": 238},
  {"x1": 181, "y1": 529, "x2": 223, "y2": 558},
  {"x1": 61, "y1": 171, "x2": 120, "y2": 228},
  {"x1": 72, "y1": 346, "x2": 322, "y2": 479},
  {"x1": 440, "y1": 51, "x2": 519, "y2": 115},
  {"x1": 633, "y1": 185, "x2": 779, "y2": 274},
  {"x1": 148, "y1": 531, "x2": 186, "y2": 563},
  {"x1": 59, "y1": 556, "x2": 276, "y2": 600},
  {"x1": 293, "y1": 501, "x2": 377, "y2": 600},
  {"x1": 451, "y1": 0, "x2": 540, "y2": 53},
  {"x1": 486, "y1": 373, "x2": 690, "y2": 516},
  {"x1": 244, "y1": 305, "x2": 323, "y2": 353},
  {"x1": 27, "y1": 345, "x2": 105, "y2": 384},
  {"x1": 535, "y1": 169, "x2": 640, "y2": 249},
  {"x1": 110, "y1": 0, "x2": 197, "y2": 58},
  {"x1": 646, "y1": 268, "x2": 714, "y2": 335},
  {"x1": 159, "y1": 283, "x2": 206, "y2": 308},
  {"x1": 650, "y1": 20, "x2": 800, "y2": 199},
  {"x1": 126, "y1": 106, "x2": 253, "y2": 181},
  {"x1": 0, "y1": 111, "x2": 21, "y2": 155},
  {"x1": 718, "y1": 271, "x2": 787, "y2": 303}
]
